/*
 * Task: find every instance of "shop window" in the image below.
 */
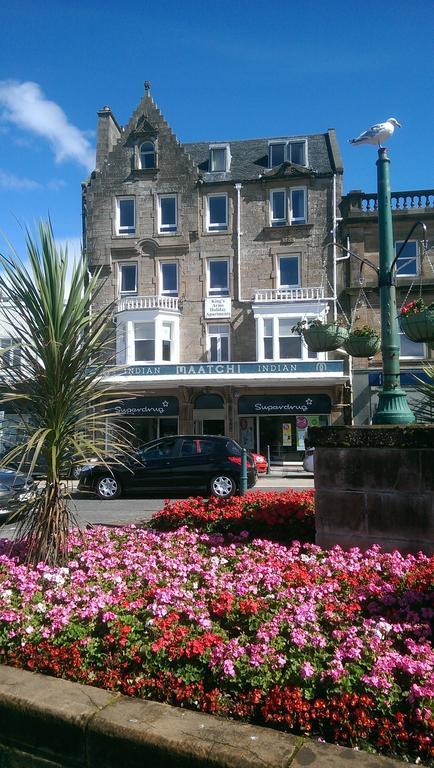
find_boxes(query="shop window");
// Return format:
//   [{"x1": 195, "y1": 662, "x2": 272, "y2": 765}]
[
  {"x1": 278, "y1": 318, "x2": 302, "y2": 359},
  {"x1": 134, "y1": 322, "x2": 155, "y2": 361},
  {"x1": 207, "y1": 324, "x2": 230, "y2": 362},
  {"x1": 158, "y1": 195, "x2": 177, "y2": 233},
  {"x1": 140, "y1": 141, "x2": 156, "y2": 169},
  {"x1": 395, "y1": 240, "x2": 418, "y2": 276},
  {"x1": 208, "y1": 259, "x2": 229, "y2": 296},
  {"x1": 162, "y1": 322, "x2": 173, "y2": 361},
  {"x1": 116, "y1": 197, "x2": 135, "y2": 235},
  {"x1": 278, "y1": 255, "x2": 300, "y2": 288},
  {"x1": 119, "y1": 263, "x2": 137, "y2": 294},
  {"x1": 207, "y1": 194, "x2": 228, "y2": 232},
  {"x1": 160, "y1": 262, "x2": 178, "y2": 296}
]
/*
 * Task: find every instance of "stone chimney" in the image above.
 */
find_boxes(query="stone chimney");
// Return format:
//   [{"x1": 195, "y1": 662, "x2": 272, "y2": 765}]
[{"x1": 95, "y1": 106, "x2": 122, "y2": 171}]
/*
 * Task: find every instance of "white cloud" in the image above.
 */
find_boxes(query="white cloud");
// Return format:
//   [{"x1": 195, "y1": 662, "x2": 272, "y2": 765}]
[
  {"x1": 0, "y1": 170, "x2": 41, "y2": 190},
  {"x1": 0, "y1": 80, "x2": 95, "y2": 171},
  {"x1": 0, "y1": 169, "x2": 66, "y2": 191}
]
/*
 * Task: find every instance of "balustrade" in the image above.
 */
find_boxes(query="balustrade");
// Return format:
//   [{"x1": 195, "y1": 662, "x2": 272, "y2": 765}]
[
  {"x1": 117, "y1": 295, "x2": 179, "y2": 312},
  {"x1": 253, "y1": 287, "x2": 324, "y2": 302}
]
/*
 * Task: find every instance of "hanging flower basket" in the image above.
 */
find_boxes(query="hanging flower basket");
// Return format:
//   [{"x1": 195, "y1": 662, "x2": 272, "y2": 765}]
[
  {"x1": 300, "y1": 321, "x2": 349, "y2": 353},
  {"x1": 399, "y1": 300, "x2": 434, "y2": 344},
  {"x1": 343, "y1": 326, "x2": 381, "y2": 357}
]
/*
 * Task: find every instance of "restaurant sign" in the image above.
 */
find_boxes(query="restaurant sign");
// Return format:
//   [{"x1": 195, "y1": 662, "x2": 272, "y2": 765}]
[{"x1": 111, "y1": 361, "x2": 344, "y2": 377}]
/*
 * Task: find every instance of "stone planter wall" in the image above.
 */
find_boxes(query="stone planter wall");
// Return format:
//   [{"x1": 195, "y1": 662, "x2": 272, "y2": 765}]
[
  {"x1": 309, "y1": 425, "x2": 434, "y2": 554},
  {"x1": 0, "y1": 666, "x2": 408, "y2": 768}
]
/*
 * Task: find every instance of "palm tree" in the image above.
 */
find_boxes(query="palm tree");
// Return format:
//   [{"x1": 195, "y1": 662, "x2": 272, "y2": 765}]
[
  {"x1": 0, "y1": 221, "x2": 132, "y2": 565},
  {"x1": 409, "y1": 364, "x2": 434, "y2": 423}
]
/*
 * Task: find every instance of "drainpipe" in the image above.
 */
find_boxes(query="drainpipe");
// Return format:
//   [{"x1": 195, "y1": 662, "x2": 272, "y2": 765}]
[
  {"x1": 332, "y1": 174, "x2": 338, "y2": 321},
  {"x1": 234, "y1": 183, "x2": 243, "y2": 301}
]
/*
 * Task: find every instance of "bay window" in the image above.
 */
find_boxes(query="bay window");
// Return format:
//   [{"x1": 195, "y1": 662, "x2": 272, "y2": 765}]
[{"x1": 134, "y1": 322, "x2": 155, "y2": 361}]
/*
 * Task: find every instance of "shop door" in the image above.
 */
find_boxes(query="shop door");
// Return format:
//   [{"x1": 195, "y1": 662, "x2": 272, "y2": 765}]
[{"x1": 259, "y1": 416, "x2": 297, "y2": 461}]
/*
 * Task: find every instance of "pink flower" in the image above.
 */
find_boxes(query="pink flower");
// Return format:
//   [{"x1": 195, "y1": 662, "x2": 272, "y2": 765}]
[{"x1": 300, "y1": 661, "x2": 315, "y2": 678}]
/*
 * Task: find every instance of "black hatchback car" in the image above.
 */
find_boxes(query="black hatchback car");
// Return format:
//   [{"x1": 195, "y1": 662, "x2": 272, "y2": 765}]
[{"x1": 77, "y1": 435, "x2": 257, "y2": 499}]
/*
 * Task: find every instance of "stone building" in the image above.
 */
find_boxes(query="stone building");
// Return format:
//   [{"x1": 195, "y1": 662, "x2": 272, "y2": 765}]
[
  {"x1": 82, "y1": 84, "x2": 348, "y2": 462},
  {"x1": 339, "y1": 188, "x2": 434, "y2": 424}
]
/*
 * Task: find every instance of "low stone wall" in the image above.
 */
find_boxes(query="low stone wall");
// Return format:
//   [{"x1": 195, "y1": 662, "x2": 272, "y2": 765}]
[
  {"x1": 309, "y1": 425, "x2": 434, "y2": 554},
  {"x1": 0, "y1": 666, "x2": 408, "y2": 768}
]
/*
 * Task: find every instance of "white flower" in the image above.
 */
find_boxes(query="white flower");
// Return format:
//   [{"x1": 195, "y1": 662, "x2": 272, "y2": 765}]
[{"x1": 25, "y1": 625, "x2": 34, "y2": 634}]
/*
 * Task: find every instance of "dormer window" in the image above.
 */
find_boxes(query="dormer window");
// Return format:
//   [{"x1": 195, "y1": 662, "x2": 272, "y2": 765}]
[
  {"x1": 268, "y1": 140, "x2": 307, "y2": 168},
  {"x1": 140, "y1": 140, "x2": 156, "y2": 169},
  {"x1": 209, "y1": 144, "x2": 230, "y2": 172},
  {"x1": 288, "y1": 141, "x2": 306, "y2": 166},
  {"x1": 269, "y1": 143, "x2": 286, "y2": 167}
]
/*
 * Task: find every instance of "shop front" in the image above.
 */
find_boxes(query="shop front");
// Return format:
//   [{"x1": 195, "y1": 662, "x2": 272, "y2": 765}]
[
  {"x1": 238, "y1": 394, "x2": 331, "y2": 462},
  {"x1": 109, "y1": 395, "x2": 179, "y2": 446}
]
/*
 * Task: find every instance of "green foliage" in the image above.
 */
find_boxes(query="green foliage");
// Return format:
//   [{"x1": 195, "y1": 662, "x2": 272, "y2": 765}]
[
  {"x1": 349, "y1": 325, "x2": 380, "y2": 339},
  {"x1": 0, "y1": 220, "x2": 133, "y2": 564}
]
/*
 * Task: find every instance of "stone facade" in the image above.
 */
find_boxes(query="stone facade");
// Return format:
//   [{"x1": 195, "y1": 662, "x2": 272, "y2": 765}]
[
  {"x1": 339, "y1": 189, "x2": 434, "y2": 425},
  {"x1": 82, "y1": 86, "x2": 347, "y2": 461}
]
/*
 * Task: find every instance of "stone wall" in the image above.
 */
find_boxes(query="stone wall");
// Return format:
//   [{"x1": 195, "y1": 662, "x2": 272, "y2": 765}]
[
  {"x1": 0, "y1": 666, "x2": 408, "y2": 768},
  {"x1": 309, "y1": 425, "x2": 434, "y2": 554}
]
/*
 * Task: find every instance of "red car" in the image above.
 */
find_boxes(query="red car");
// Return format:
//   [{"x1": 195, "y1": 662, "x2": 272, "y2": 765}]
[{"x1": 252, "y1": 452, "x2": 268, "y2": 474}]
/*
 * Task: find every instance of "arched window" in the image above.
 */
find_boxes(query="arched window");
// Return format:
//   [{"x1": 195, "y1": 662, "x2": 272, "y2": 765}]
[{"x1": 140, "y1": 141, "x2": 156, "y2": 169}]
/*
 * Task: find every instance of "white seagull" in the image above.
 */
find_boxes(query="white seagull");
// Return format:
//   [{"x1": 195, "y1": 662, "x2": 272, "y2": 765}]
[{"x1": 349, "y1": 118, "x2": 401, "y2": 147}]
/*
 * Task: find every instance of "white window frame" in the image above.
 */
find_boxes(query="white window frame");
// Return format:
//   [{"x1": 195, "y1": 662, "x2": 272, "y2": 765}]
[
  {"x1": 397, "y1": 320, "x2": 425, "y2": 359},
  {"x1": 118, "y1": 262, "x2": 138, "y2": 295},
  {"x1": 268, "y1": 142, "x2": 286, "y2": 168},
  {"x1": 256, "y1": 314, "x2": 323, "y2": 362},
  {"x1": 207, "y1": 193, "x2": 228, "y2": 232},
  {"x1": 207, "y1": 258, "x2": 230, "y2": 297},
  {"x1": 158, "y1": 194, "x2": 178, "y2": 233},
  {"x1": 139, "y1": 141, "x2": 156, "y2": 169},
  {"x1": 270, "y1": 188, "x2": 287, "y2": 227},
  {"x1": 395, "y1": 240, "x2": 419, "y2": 277},
  {"x1": 133, "y1": 321, "x2": 155, "y2": 363},
  {"x1": 159, "y1": 261, "x2": 178, "y2": 296},
  {"x1": 161, "y1": 321, "x2": 174, "y2": 362},
  {"x1": 268, "y1": 140, "x2": 308, "y2": 168},
  {"x1": 209, "y1": 144, "x2": 230, "y2": 172},
  {"x1": 207, "y1": 324, "x2": 230, "y2": 362},
  {"x1": 289, "y1": 187, "x2": 307, "y2": 224},
  {"x1": 116, "y1": 197, "x2": 136, "y2": 235},
  {"x1": 278, "y1": 254, "x2": 301, "y2": 288},
  {"x1": 288, "y1": 140, "x2": 307, "y2": 166}
]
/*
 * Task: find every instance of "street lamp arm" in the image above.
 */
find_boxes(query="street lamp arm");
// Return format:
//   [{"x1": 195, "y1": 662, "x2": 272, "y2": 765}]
[
  {"x1": 326, "y1": 241, "x2": 379, "y2": 276},
  {"x1": 390, "y1": 221, "x2": 427, "y2": 278}
]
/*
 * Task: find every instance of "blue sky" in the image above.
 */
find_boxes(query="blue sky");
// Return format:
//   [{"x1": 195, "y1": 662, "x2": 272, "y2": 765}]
[{"x1": 0, "y1": 0, "x2": 432, "y2": 260}]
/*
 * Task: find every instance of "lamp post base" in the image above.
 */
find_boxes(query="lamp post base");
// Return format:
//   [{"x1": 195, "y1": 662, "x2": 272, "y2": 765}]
[{"x1": 372, "y1": 388, "x2": 416, "y2": 424}]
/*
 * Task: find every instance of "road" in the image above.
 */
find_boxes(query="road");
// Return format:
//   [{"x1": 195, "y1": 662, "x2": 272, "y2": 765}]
[{"x1": 0, "y1": 475, "x2": 314, "y2": 538}]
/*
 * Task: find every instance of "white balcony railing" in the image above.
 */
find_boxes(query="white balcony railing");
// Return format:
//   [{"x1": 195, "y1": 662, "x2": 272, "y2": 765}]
[
  {"x1": 253, "y1": 287, "x2": 324, "y2": 303},
  {"x1": 117, "y1": 295, "x2": 179, "y2": 313}
]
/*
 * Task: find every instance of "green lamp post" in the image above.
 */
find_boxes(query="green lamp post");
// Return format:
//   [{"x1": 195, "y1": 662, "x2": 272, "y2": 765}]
[{"x1": 372, "y1": 148, "x2": 415, "y2": 424}]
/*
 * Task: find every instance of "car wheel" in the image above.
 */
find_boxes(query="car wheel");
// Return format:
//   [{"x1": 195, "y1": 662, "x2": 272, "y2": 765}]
[
  {"x1": 209, "y1": 474, "x2": 236, "y2": 499},
  {"x1": 95, "y1": 475, "x2": 122, "y2": 500},
  {"x1": 72, "y1": 465, "x2": 82, "y2": 480}
]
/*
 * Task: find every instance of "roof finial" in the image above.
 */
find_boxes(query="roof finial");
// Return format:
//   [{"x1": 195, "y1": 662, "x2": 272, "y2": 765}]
[{"x1": 144, "y1": 80, "x2": 151, "y2": 95}]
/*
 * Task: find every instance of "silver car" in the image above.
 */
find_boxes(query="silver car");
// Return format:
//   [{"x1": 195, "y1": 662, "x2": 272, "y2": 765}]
[{"x1": 0, "y1": 468, "x2": 37, "y2": 522}]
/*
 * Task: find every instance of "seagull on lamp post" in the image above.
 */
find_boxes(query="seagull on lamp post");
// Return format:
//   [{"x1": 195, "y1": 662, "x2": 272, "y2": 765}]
[{"x1": 349, "y1": 118, "x2": 401, "y2": 148}]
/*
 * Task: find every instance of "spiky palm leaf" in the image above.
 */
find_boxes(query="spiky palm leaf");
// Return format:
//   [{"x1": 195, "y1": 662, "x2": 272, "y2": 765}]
[
  {"x1": 409, "y1": 364, "x2": 434, "y2": 423},
  {"x1": 0, "y1": 221, "x2": 134, "y2": 564}
]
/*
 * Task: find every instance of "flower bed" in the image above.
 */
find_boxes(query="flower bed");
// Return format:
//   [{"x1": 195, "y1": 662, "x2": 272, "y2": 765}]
[
  {"x1": 150, "y1": 490, "x2": 316, "y2": 541},
  {"x1": 0, "y1": 524, "x2": 433, "y2": 763}
]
